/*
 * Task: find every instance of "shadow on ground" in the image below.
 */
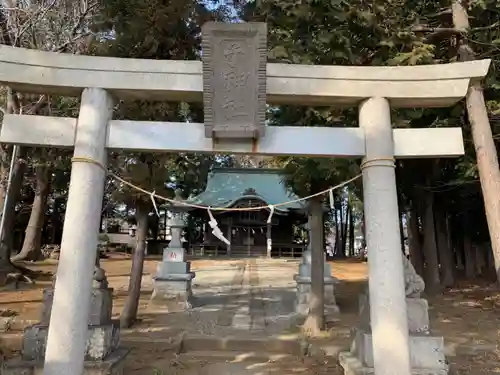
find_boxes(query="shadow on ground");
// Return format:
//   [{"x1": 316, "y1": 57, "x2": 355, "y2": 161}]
[{"x1": 1, "y1": 258, "x2": 500, "y2": 374}]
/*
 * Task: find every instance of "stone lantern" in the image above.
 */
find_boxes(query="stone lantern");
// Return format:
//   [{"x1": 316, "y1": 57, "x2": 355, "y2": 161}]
[{"x1": 151, "y1": 190, "x2": 195, "y2": 310}]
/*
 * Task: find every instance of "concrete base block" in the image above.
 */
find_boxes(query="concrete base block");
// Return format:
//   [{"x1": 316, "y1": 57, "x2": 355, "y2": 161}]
[
  {"x1": 359, "y1": 294, "x2": 430, "y2": 334},
  {"x1": 298, "y1": 262, "x2": 335, "y2": 280},
  {"x1": 156, "y1": 261, "x2": 191, "y2": 275},
  {"x1": 338, "y1": 351, "x2": 448, "y2": 375},
  {"x1": 151, "y1": 273, "x2": 195, "y2": 310},
  {"x1": 338, "y1": 330, "x2": 448, "y2": 374},
  {"x1": 22, "y1": 322, "x2": 120, "y2": 361},
  {"x1": 41, "y1": 288, "x2": 113, "y2": 326},
  {"x1": 3, "y1": 347, "x2": 130, "y2": 375},
  {"x1": 406, "y1": 298, "x2": 431, "y2": 334},
  {"x1": 294, "y1": 276, "x2": 339, "y2": 315}
]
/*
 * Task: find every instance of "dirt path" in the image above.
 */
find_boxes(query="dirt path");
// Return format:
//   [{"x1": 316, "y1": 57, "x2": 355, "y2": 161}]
[{"x1": 1, "y1": 257, "x2": 499, "y2": 374}]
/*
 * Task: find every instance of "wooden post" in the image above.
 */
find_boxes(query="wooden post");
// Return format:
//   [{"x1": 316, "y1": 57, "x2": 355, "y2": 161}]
[{"x1": 452, "y1": 0, "x2": 500, "y2": 284}]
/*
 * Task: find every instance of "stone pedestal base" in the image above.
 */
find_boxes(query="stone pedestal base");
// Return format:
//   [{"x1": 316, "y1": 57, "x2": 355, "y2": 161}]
[
  {"x1": 11, "y1": 285, "x2": 129, "y2": 374},
  {"x1": 151, "y1": 261, "x2": 195, "y2": 310},
  {"x1": 338, "y1": 330, "x2": 448, "y2": 375},
  {"x1": 3, "y1": 347, "x2": 130, "y2": 375},
  {"x1": 41, "y1": 288, "x2": 113, "y2": 326},
  {"x1": 359, "y1": 294, "x2": 430, "y2": 334},
  {"x1": 294, "y1": 275, "x2": 339, "y2": 315},
  {"x1": 22, "y1": 321, "x2": 120, "y2": 361}
]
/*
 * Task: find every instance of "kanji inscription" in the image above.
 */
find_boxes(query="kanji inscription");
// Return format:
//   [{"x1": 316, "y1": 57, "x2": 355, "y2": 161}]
[{"x1": 202, "y1": 22, "x2": 267, "y2": 139}]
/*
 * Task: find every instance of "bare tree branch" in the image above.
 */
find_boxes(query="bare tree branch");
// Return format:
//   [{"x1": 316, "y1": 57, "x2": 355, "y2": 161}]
[
  {"x1": 0, "y1": 0, "x2": 100, "y2": 115},
  {"x1": 14, "y1": 0, "x2": 59, "y2": 45},
  {"x1": 412, "y1": 25, "x2": 463, "y2": 41}
]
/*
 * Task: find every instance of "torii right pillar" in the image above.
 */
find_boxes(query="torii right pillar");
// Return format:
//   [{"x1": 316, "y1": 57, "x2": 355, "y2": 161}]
[
  {"x1": 340, "y1": 97, "x2": 449, "y2": 375},
  {"x1": 348, "y1": 97, "x2": 412, "y2": 375}
]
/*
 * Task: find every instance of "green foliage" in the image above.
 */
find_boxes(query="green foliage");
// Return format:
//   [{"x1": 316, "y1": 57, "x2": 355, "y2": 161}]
[
  {"x1": 234, "y1": 0, "x2": 500, "y2": 245},
  {"x1": 94, "y1": 0, "x2": 229, "y2": 59},
  {"x1": 94, "y1": 0, "x2": 230, "y2": 207},
  {"x1": 3, "y1": 0, "x2": 500, "y2": 251},
  {"x1": 278, "y1": 157, "x2": 358, "y2": 199}
]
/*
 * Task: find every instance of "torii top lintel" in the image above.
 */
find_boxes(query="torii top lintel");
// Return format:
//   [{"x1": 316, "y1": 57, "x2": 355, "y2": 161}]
[
  {"x1": 0, "y1": 27, "x2": 490, "y2": 111},
  {"x1": 0, "y1": 22, "x2": 491, "y2": 155}
]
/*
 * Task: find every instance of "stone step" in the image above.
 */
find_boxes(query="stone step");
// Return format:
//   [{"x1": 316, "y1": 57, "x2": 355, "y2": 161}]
[
  {"x1": 177, "y1": 360, "x2": 300, "y2": 375},
  {"x1": 178, "y1": 350, "x2": 294, "y2": 363},
  {"x1": 180, "y1": 334, "x2": 306, "y2": 356}
]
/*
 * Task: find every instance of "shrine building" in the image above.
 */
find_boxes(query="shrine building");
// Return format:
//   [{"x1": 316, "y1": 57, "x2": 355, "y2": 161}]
[{"x1": 187, "y1": 168, "x2": 308, "y2": 258}]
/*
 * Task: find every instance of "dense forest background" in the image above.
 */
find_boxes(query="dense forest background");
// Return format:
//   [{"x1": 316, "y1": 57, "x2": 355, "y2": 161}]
[{"x1": 0, "y1": 0, "x2": 499, "y2": 301}]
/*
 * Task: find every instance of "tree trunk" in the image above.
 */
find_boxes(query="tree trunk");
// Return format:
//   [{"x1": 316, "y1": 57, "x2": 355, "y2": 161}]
[
  {"x1": 475, "y1": 245, "x2": 486, "y2": 277},
  {"x1": 338, "y1": 200, "x2": 345, "y2": 257},
  {"x1": 0, "y1": 148, "x2": 27, "y2": 265},
  {"x1": 455, "y1": 230, "x2": 465, "y2": 272},
  {"x1": 342, "y1": 200, "x2": 349, "y2": 256},
  {"x1": 463, "y1": 235, "x2": 475, "y2": 280},
  {"x1": 408, "y1": 202, "x2": 424, "y2": 277},
  {"x1": 0, "y1": 19, "x2": 28, "y2": 276},
  {"x1": 120, "y1": 201, "x2": 150, "y2": 328},
  {"x1": 333, "y1": 205, "x2": 340, "y2": 256},
  {"x1": 445, "y1": 213, "x2": 456, "y2": 284},
  {"x1": 452, "y1": 0, "x2": 500, "y2": 285},
  {"x1": 422, "y1": 188, "x2": 441, "y2": 294},
  {"x1": 485, "y1": 244, "x2": 496, "y2": 280},
  {"x1": 49, "y1": 197, "x2": 64, "y2": 244},
  {"x1": 360, "y1": 211, "x2": 366, "y2": 250},
  {"x1": 0, "y1": 13, "x2": 23, "y2": 253},
  {"x1": 0, "y1": 146, "x2": 12, "y2": 271},
  {"x1": 434, "y1": 206, "x2": 455, "y2": 287},
  {"x1": 0, "y1": 153, "x2": 27, "y2": 284},
  {"x1": 399, "y1": 210, "x2": 406, "y2": 254},
  {"x1": 99, "y1": 210, "x2": 105, "y2": 234},
  {"x1": 348, "y1": 202, "x2": 355, "y2": 257},
  {"x1": 12, "y1": 166, "x2": 50, "y2": 262},
  {"x1": 150, "y1": 214, "x2": 159, "y2": 240},
  {"x1": 397, "y1": 188, "x2": 407, "y2": 254},
  {"x1": 302, "y1": 197, "x2": 325, "y2": 335}
]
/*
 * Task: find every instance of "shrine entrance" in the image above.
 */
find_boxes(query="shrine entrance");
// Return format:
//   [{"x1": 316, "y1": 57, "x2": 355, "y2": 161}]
[
  {"x1": 0, "y1": 21, "x2": 490, "y2": 375},
  {"x1": 188, "y1": 169, "x2": 307, "y2": 258},
  {"x1": 232, "y1": 212, "x2": 274, "y2": 257}
]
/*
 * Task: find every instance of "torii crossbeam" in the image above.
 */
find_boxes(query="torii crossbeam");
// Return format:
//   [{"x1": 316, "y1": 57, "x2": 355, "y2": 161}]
[{"x1": 0, "y1": 115, "x2": 464, "y2": 158}]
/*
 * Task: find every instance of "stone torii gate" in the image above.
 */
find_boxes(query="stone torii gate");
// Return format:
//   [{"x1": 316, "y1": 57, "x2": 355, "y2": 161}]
[{"x1": 0, "y1": 22, "x2": 490, "y2": 375}]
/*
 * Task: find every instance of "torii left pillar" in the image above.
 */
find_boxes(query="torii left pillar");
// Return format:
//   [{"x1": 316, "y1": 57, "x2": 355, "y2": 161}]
[{"x1": 43, "y1": 88, "x2": 113, "y2": 375}]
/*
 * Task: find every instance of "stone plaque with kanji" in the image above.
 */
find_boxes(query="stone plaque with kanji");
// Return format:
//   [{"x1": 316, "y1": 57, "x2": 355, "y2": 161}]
[
  {"x1": 165, "y1": 248, "x2": 184, "y2": 263},
  {"x1": 202, "y1": 22, "x2": 267, "y2": 139}
]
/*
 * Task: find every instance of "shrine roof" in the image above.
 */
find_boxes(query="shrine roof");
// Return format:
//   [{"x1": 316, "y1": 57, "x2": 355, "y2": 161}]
[{"x1": 186, "y1": 168, "x2": 305, "y2": 213}]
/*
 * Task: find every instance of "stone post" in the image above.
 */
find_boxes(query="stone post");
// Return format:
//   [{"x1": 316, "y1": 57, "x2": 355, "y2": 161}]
[
  {"x1": 301, "y1": 198, "x2": 325, "y2": 333},
  {"x1": 43, "y1": 88, "x2": 114, "y2": 375},
  {"x1": 152, "y1": 208, "x2": 195, "y2": 309},
  {"x1": 357, "y1": 97, "x2": 411, "y2": 375}
]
